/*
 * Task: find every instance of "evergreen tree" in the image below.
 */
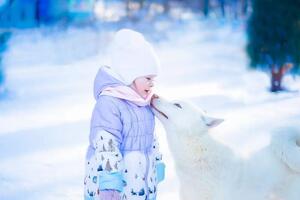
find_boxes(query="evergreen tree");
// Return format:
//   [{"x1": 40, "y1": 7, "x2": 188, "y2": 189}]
[{"x1": 247, "y1": 0, "x2": 300, "y2": 92}]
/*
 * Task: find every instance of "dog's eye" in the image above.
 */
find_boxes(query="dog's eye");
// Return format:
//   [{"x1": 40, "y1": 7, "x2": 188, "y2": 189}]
[{"x1": 174, "y1": 103, "x2": 182, "y2": 109}]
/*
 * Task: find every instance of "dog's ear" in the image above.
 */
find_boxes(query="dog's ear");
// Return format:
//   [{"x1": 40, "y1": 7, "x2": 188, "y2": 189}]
[{"x1": 204, "y1": 116, "x2": 224, "y2": 128}]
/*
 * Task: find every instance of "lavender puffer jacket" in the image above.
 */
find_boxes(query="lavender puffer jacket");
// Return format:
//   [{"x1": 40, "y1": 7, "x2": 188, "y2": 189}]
[{"x1": 84, "y1": 67, "x2": 165, "y2": 200}]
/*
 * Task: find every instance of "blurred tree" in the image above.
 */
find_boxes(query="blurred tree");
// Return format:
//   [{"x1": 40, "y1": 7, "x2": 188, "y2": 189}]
[
  {"x1": 0, "y1": 61, "x2": 4, "y2": 92},
  {"x1": 163, "y1": 0, "x2": 170, "y2": 14},
  {"x1": 37, "y1": 0, "x2": 69, "y2": 24},
  {"x1": 241, "y1": 0, "x2": 249, "y2": 16},
  {"x1": 0, "y1": 60, "x2": 4, "y2": 94},
  {"x1": 0, "y1": 0, "x2": 94, "y2": 27},
  {"x1": 202, "y1": 0, "x2": 210, "y2": 17},
  {"x1": 125, "y1": 0, "x2": 148, "y2": 20},
  {"x1": 0, "y1": 31, "x2": 10, "y2": 95},
  {"x1": 0, "y1": 0, "x2": 38, "y2": 28},
  {"x1": 231, "y1": 0, "x2": 238, "y2": 19},
  {"x1": 219, "y1": 0, "x2": 225, "y2": 17},
  {"x1": 68, "y1": 0, "x2": 95, "y2": 24},
  {"x1": 140, "y1": 0, "x2": 145, "y2": 9},
  {"x1": 247, "y1": 0, "x2": 300, "y2": 92},
  {"x1": 197, "y1": 0, "x2": 247, "y2": 19}
]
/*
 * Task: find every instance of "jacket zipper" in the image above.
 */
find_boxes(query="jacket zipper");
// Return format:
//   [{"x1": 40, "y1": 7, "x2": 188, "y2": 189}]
[{"x1": 144, "y1": 149, "x2": 150, "y2": 199}]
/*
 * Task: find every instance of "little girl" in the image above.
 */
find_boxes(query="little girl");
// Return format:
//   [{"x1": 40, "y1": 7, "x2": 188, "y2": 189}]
[{"x1": 84, "y1": 29, "x2": 165, "y2": 200}]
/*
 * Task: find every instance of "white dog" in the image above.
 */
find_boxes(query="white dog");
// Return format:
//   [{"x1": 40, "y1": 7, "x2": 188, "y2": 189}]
[{"x1": 151, "y1": 97, "x2": 300, "y2": 200}]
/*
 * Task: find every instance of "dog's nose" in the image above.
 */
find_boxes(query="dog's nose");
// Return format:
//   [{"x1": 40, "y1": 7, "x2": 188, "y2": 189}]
[
  {"x1": 152, "y1": 94, "x2": 159, "y2": 99},
  {"x1": 151, "y1": 94, "x2": 159, "y2": 105}
]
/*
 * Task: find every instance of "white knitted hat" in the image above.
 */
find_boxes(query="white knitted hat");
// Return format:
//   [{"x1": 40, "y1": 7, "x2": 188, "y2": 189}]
[{"x1": 108, "y1": 29, "x2": 160, "y2": 85}]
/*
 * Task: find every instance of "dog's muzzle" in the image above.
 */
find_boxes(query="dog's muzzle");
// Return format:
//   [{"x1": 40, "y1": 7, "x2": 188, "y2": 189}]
[{"x1": 150, "y1": 96, "x2": 169, "y2": 119}]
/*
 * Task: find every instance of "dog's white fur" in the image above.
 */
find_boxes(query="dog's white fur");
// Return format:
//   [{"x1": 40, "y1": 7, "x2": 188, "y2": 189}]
[{"x1": 151, "y1": 98, "x2": 300, "y2": 200}]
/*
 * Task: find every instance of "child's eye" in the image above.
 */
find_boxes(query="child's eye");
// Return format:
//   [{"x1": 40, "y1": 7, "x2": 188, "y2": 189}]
[{"x1": 146, "y1": 77, "x2": 151, "y2": 81}]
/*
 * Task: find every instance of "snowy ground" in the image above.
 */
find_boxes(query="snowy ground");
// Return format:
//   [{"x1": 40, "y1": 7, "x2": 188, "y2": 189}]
[{"x1": 0, "y1": 18, "x2": 300, "y2": 200}]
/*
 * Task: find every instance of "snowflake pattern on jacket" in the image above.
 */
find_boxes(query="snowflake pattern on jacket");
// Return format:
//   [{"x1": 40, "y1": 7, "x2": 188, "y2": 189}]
[{"x1": 84, "y1": 127, "x2": 164, "y2": 200}]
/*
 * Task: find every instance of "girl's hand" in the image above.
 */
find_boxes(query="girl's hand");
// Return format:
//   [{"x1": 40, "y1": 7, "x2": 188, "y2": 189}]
[{"x1": 98, "y1": 190, "x2": 121, "y2": 200}]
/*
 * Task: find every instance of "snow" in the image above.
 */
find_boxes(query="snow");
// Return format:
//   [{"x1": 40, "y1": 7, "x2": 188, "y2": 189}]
[{"x1": 0, "y1": 18, "x2": 299, "y2": 200}]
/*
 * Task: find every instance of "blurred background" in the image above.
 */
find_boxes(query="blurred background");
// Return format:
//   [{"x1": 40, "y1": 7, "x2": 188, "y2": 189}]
[{"x1": 0, "y1": 0, "x2": 299, "y2": 200}]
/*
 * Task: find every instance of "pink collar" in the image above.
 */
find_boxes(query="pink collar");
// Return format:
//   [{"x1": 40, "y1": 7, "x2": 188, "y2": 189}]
[{"x1": 100, "y1": 86, "x2": 153, "y2": 106}]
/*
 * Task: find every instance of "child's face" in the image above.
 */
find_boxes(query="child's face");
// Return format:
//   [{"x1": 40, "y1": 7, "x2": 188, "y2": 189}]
[{"x1": 131, "y1": 75, "x2": 156, "y2": 99}]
